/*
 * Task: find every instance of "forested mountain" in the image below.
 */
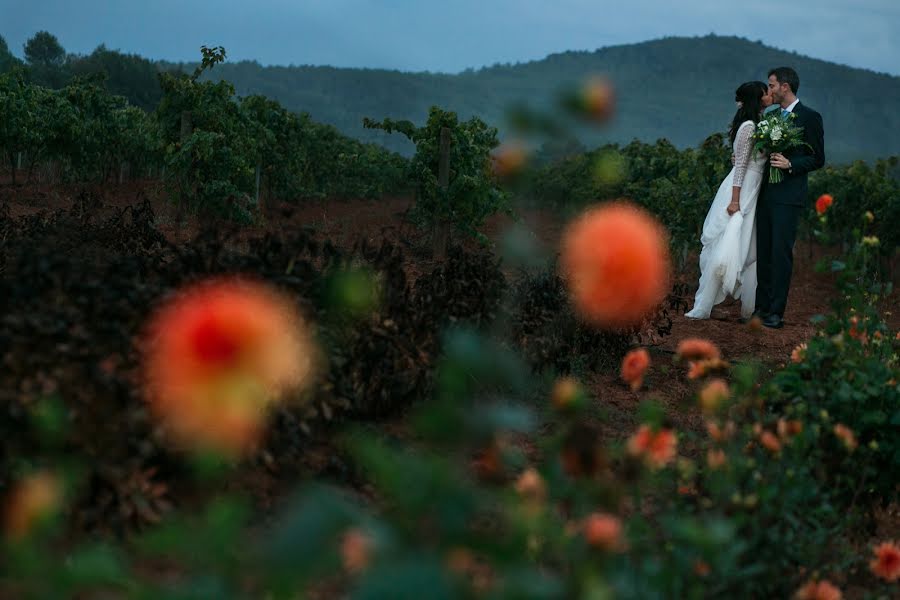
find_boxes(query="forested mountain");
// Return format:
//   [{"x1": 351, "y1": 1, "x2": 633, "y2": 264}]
[
  {"x1": 3, "y1": 34, "x2": 898, "y2": 162},
  {"x1": 197, "y1": 35, "x2": 898, "y2": 163}
]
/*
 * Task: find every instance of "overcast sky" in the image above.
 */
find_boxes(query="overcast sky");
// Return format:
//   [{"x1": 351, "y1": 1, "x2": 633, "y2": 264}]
[{"x1": 2, "y1": 0, "x2": 898, "y2": 75}]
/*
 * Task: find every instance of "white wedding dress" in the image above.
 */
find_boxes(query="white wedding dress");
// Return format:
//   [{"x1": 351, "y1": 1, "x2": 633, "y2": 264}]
[{"x1": 685, "y1": 120, "x2": 765, "y2": 319}]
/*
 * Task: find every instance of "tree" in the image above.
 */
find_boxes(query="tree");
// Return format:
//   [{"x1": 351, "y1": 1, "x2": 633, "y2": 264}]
[
  {"x1": 23, "y1": 31, "x2": 66, "y2": 67},
  {"x1": 0, "y1": 35, "x2": 22, "y2": 73}
]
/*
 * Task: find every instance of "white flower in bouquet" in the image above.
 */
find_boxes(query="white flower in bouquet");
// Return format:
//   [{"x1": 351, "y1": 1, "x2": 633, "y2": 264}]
[{"x1": 770, "y1": 127, "x2": 783, "y2": 141}]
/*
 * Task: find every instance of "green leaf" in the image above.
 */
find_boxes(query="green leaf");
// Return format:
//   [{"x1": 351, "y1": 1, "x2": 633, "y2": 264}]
[
  {"x1": 64, "y1": 543, "x2": 127, "y2": 588},
  {"x1": 353, "y1": 559, "x2": 456, "y2": 600}
]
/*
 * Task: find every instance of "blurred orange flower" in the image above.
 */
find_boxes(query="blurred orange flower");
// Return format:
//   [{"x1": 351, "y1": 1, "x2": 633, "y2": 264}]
[
  {"x1": 620, "y1": 348, "x2": 650, "y2": 391},
  {"x1": 699, "y1": 379, "x2": 729, "y2": 414},
  {"x1": 759, "y1": 431, "x2": 782, "y2": 453},
  {"x1": 791, "y1": 343, "x2": 807, "y2": 363},
  {"x1": 561, "y1": 202, "x2": 671, "y2": 329},
  {"x1": 833, "y1": 424, "x2": 857, "y2": 451},
  {"x1": 142, "y1": 278, "x2": 316, "y2": 456},
  {"x1": 686, "y1": 357, "x2": 730, "y2": 380},
  {"x1": 583, "y1": 512, "x2": 623, "y2": 551},
  {"x1": 778, "y1": 419, "x2": 804, "y2": 440},
  {"x1": 492, "y1": 140, "x2": 529, "y2": 178},
  {"x1": 552, "y1": 377, "x2": 583, "y2": 410},
  {"x1": 581, "y1": 77, "x2": 616, "y2": 122},
  {"x1": 341, "y1": 528, "x2": 373, "y2": 575},
  {"x1": 693, "y1": 560, "x2": 711, "y2": 577},
  {"x1": 794, "y1": 579, "x2": 842, "y2": 600},
  {"x1": 706, "y1": 420, "x2": 736, "y2": 443},
  {"x1": 628, "y1": 425, "x2": 677, "y2": 469},
  {"x1": 676, "y1": 338, "x2": 721, "y2": 361},
  {"x1": 815, "y1": 194, "x2": 833, "y2": 215},
  {"x1": 706, "y1": 449, "x2": 727, "y2": 469},
  {"x1": 4, "y1": 471, "x2": 63, "y2": 540},
  {"x1": 870, "y1": 541, "x2": 900, "y2": 582},
  {"x1": 514, "y1": 468, "x2": 547, "y2": 504}
]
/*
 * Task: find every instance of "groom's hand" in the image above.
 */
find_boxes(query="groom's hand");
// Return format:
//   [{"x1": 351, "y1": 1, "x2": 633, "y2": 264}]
[{"x1": 770, "y1": 153, "x2": 791, "y2": 170}]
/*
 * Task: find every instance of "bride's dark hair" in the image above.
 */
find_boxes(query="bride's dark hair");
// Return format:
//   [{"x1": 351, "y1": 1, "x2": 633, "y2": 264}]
[{"x1": 729, "y1": 81, "x2": 767, "y2": 145}]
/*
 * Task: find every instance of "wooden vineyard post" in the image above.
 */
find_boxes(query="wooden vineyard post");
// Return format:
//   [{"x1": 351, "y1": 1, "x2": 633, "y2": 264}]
[
  {"x1": 432, "y1": 126, "x2": 451, "y2": 259},
  {"x1": 254, "y1": 160, "x2": 262, "y2": 214},
  {"x1": 180, "y1": 111, "x2": 193, "y2": 141},
  {"x1": 177, "y1": 111, "x2": 193, "y2": 221}
]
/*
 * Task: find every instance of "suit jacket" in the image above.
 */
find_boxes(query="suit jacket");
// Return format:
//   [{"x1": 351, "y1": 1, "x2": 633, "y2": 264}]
[{"x1": 763, "y1": 102, "x2": 825, "y2": 206}]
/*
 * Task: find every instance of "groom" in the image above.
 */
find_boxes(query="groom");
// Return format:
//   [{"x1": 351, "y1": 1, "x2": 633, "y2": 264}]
[{"x1": 752, "y1": 67, "x2": 825, "y2": 329}]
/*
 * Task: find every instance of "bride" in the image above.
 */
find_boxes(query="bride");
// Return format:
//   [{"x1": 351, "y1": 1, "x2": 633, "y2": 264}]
[{"x1": 685, "y1": 81, "x2": 773, "y2": 320}]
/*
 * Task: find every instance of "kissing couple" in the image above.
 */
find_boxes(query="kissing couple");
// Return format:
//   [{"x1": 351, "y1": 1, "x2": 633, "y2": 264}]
[{"x1": 685, "y1": 66, "x2": 826, "y2": 329}]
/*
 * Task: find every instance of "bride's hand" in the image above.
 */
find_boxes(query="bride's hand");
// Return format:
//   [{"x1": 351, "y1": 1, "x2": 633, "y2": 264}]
[{"x1": 727, "y1": 202, "x2": 740, "y2": 216}]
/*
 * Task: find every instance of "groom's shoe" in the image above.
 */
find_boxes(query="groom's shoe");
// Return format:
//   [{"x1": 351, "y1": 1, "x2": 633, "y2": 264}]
[{"x1": 762, "y1": 314, "x2": 784, "y2": 329}]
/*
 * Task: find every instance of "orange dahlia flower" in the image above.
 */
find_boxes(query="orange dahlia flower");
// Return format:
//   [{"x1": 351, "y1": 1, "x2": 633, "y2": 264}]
[
  {"x1": 551, "y1": 376, "x2": 583, "y2": 410},
  {"x1": 699, "y1": 379, "x2": 729, "y2": 414},
  {"x1": 794, "y1": 579, "x2": 842, "y2": 600},
  {"x1": 706, "y1": 449, "x2": 727, "y2": 469},
  {"x1": 815, "y1": 194, "x2": 834, "y2": 215},
  {"x1": 4, "y1": 471, "x2": 63, "y2": 540},
  {"x1": 514, "y1": 468, "x2": 547, "y2": 504},
  {"x1": 341, "y1": 528, "x2": 373, "y2": 575},
  {"x1": 628, "y1": 425, "x2": 677, "y2": 469},
  {"x1": 561, "y1": 202, "x2": 671, "y2": 329},
  {"x1": 833, "y1": 423, "x2": 857, "y2": 451},
  {"x1": 870, "y1": 541, "x2": 900, "y2": 582},
  {"x1": 583, "y1": 512, "x2": 623, "y2": 551},
  {"x1": 580, "y1": 77, "x2": 616, "y2": 122},
  {"x1": 759, "y1": 431, "x2": 782, "y2": 453},
  {"x1": 142, "y1": 278, "x2": 316, "y2": 456},
  {"x1": 620, "y1": 348, "x2": 650, "y2": 391},
  {"x1": 676, "y1": 338, "x2": 721, "y2": 361}
]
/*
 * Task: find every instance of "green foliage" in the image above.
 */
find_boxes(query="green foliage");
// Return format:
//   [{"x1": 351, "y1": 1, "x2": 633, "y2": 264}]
[
  {"x1": 365, "y1": 106, "x2": 509, "y2": 239},
  {"x1": 155, "y1": 52, "x2": 408, "y2": 216},
  {"x1": 522, "y1": 135, "x2": 731, "y2": 266},
  {"x1": 23, "y1": 31, "x2": 66, "y2": 68},
  {"x1": 22, "y1": 31, "x2": 69, "y2": 89},
  {"x1": 0, "y1": 35, "x2": 22, "y2": 73},
  {"x1": 807, "y1": 157, "x2": 900, "y2": 254},
  {"x1": 0, "y1": 70, "x2": 46, "y2": 183},
  {"x1": 68, "y1": 45, "x2": 163, "y2": 111}
]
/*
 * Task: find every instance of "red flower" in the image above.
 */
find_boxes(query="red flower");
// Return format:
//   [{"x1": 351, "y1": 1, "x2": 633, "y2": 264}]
[
  {"x1": 815, "y1": 194, "x2": 833, "y2": 215},
  {"x1": 142, "y1": 279, "x2": 316, "y2": 456},
  {"x1": 620, "y1": 348, "x2": 650, "y2": 391},
  {"x1": 870, "y1": 541, "x2": 900, "y2": 582},
  {"x1": 561, "y1": 202, "x2": 671, "y2": 329}
]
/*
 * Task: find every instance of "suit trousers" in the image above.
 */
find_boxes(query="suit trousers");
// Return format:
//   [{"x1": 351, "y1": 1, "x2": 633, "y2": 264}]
[{"x1": 755, "y1": 197, "x2": 802, "y2": 318}]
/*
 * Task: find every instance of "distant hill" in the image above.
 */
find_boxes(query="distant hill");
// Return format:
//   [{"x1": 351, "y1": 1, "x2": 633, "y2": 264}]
[{"x1": 191, "y1": 35, "x2": 900, "y2": 163}]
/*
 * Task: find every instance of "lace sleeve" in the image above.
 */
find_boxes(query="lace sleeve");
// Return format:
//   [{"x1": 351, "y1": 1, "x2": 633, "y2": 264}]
[{"x1": 732, "y1": 122, "x2": 755, "y2": 188}]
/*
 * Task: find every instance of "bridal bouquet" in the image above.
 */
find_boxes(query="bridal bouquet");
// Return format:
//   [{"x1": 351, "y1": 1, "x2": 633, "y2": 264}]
[{"x1": 752, "y1": 112, "x2": 807, "y2": 183}]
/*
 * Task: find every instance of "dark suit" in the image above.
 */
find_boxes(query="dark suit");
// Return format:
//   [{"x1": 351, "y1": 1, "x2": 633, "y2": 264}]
[{"x1": 754, "y1": 101, "x2": 825, "y2": 318}]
